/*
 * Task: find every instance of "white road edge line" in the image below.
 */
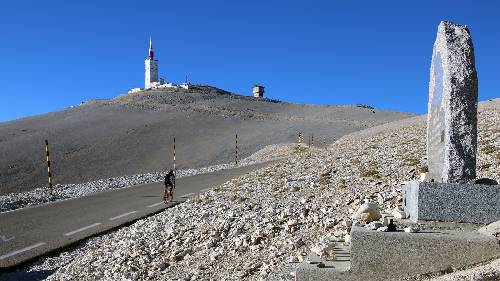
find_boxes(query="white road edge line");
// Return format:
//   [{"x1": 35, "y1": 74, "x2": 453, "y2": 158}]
[
  {"x1": 0, "y1": 242, "x2": 46, "y2": 260},
  {"x1": 147, "y1": 202, "x2": 164, "y2": 208},
  {"x1": 109, "y1": 211, "x2": 137, "y2": 221},
  {"x1": 0, "y1": 235, "x2": 15, "y2": 242},
  {"x1": 180, "y1": 193, "x2": 195, "y2": 198},
  {"x1": 199, "y1": 188, "x2": 210, "y2": 192},
  {"x1": 64, "y1": 223, "x2": 102, "y2": 236}
]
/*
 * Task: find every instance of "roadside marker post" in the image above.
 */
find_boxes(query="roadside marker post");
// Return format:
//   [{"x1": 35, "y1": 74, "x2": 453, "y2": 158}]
[
  {"x1": 235, "y1": 133, "x2": 238, "y2": 165},
  {"x1": 297, "y1": 132, "x2": 304, "y2": 144},
  {"x1": 45, "y1": 140, "x2": 53, "y2": 195},
  {"x1": 173, "y1": 137, "x2": 176, "y2": 174},
  {"x1": 311, "y1": 133, "x2": 314, "y2": 147}
]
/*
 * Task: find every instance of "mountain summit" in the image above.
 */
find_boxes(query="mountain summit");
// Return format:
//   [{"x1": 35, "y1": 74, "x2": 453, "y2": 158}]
[{"x1": 0, "y1": 85, "x2": 412, "y2": 195}]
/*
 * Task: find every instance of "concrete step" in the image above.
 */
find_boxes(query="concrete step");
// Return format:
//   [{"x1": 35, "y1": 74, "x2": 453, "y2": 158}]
[
  {"x1": 295, "y1": 225, "x2": 500, "y2": 281},
  {"x1": 295, "y1": 244, "x2": 350, "y2": 280}
]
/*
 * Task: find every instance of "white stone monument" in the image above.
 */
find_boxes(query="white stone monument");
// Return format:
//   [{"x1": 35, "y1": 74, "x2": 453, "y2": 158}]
[
  {"x1": 427, "y1": 21, "x2": 478, "y2": 184},
  {"x1": 404, "y1": 21, "x2": 499, "y2": 224}
]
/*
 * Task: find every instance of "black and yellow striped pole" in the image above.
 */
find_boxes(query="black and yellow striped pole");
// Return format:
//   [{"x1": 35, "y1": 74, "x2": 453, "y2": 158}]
[
  {"x1": 45, "y1": 140, "x2": 53, "y2": 195},
  {"x1": 173, "y1": 137, "x2": 176, "y2": 174},
  {"x1": 235, "y1": 133, "x2": 238, "y2": 165}
]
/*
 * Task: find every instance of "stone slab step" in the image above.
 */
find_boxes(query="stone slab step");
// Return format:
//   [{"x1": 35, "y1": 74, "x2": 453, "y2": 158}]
[
  {"x1": 295, "y1": 226, "x2": 500, "y2": 281},
  {"x1": 294, "y1": 244, "x2": 350, "y2": 280}
]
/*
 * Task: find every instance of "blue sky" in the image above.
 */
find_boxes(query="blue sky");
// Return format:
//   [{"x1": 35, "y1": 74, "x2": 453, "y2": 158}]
[{"x1": 0, "y1": 1, "x2": 499, "y2": 122}]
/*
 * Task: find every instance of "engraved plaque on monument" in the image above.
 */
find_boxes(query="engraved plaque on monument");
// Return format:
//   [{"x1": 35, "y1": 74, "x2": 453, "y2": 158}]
[{"x1": 426, "y1": 21, "x2": 478, "y2": 183}]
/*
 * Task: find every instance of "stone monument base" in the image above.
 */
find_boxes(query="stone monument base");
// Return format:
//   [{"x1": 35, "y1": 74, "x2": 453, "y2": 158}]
[{"x1": 403, "y1": 180, "x2": 500, "y2": 224}]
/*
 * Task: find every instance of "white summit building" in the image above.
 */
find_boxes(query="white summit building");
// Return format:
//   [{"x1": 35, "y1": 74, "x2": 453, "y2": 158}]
[
  {"x1": 144, "y1": 34, "x2": 159, "y2": 89},
  {"x1": 128, "y1": 34, "x2": 189, "y2": 93}
]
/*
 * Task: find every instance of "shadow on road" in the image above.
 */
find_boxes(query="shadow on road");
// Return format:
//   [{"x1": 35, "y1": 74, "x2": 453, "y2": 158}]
[{"x1": 1, "y1": 269, "x2": 55, "y2": 281}]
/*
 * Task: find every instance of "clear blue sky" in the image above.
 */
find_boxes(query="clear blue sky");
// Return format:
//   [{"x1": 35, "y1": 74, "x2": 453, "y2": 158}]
[{"x1": 1, "y1": 1, "x2": 499, "y2": 122}]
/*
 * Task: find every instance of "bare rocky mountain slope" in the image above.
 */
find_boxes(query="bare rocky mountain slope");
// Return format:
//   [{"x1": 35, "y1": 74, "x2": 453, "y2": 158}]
[
  {"x1": 0, "y1": 85, "x2": 411, "y2": 195},
  {"x1": 4, "y1": 99, "x2": 497, "y2": 281}
]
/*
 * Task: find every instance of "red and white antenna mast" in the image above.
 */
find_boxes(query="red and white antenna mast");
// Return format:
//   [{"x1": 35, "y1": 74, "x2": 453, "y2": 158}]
[{"x1": 148, "y1": 33, "x2": 154, "y2": 59}]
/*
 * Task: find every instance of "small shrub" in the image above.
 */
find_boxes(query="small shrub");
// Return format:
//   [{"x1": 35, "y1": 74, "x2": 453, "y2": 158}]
[
  {"x1": 479, "y1": 140, "x2": 490, "y2": 146},
  {"x1": 231, "y1": 195, "x2": 246, "y2": 203},
  {"x1": 318, "y1": 175, "x2": 329, "y2": 186},
  {"x1": 361, "y1": 169, "x2": 379, "y2": 178},
  {"x1": 418, "y1": 166, "x2": 429, "y2": 173},
  {"x1": 481, "y1": 145, "x2": 498, "y2": 154},
  {"x1": 442, "y1": 266, "x2": 454, "y2": 274},
  {"x1": 294, "y1": 146, "x2": 307, "y2": 153},
  {"x1": 403, "y1": 155, "x2": 420, "y2": 166},
  {"x1": 338, "y1": 179, "x2": 347, "y2": 188},
  {"x1": 479, "y1": 164, "x2": 491, "y2": 171}
]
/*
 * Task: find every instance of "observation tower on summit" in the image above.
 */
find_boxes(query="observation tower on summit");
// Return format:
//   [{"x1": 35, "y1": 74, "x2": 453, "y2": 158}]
[{"x1": 145, "y1": 33, "x2": 159, "y2": 89}]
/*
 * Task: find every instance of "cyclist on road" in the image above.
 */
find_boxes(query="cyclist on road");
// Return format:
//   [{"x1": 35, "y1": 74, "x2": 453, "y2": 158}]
[{"x1": 164, "y1": 169, "x2": 175, "y2": 203}]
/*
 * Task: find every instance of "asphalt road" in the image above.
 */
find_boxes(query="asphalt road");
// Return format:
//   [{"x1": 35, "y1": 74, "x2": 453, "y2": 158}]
[{"x1": 0, "y1": 162, "x2": 272, "y2": 270}]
